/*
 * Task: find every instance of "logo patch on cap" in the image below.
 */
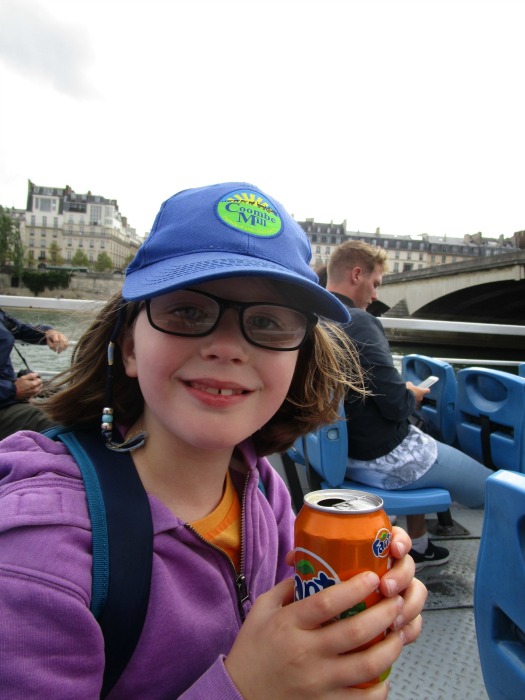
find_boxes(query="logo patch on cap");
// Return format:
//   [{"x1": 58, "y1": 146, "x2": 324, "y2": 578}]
[{"x1": 216, "y1": 189, "x2": 282, "y2": 237}]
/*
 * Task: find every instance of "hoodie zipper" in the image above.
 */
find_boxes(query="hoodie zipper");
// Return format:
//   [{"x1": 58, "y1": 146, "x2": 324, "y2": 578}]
[{"x1": 185, "y1": 472, "x2": 250, "y2": 620}]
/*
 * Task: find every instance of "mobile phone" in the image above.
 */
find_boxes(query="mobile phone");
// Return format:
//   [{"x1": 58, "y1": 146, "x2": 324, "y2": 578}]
[{"x1": 417, "y1": 376, "x2": 439, "y2": 389}]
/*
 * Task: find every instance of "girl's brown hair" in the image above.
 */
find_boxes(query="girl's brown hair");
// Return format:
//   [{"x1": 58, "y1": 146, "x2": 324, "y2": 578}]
[{"x1": 41, "y1": 292, "x2": 365, "y2": 456}]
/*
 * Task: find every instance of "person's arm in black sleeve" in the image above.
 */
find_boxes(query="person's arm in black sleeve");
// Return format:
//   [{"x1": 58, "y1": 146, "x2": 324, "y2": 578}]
[{"x1": 5, "y1": 311, "x2": 51, "y2": 345}]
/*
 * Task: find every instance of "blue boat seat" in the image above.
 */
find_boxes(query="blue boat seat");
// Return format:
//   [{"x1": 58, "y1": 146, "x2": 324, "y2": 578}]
[
  {"x1": 286, "y1": 404, "x2": 451, "y2": 517},
  {"x1": 474, "y1": 470, "x2": 525, "y2": 699},
  {"x1": 455, "y1": 368, "x2": 525, "y2": 472},
  {"x1": 401, "y1": 354, "x2": 457, "y2": 445},
  {"x1": 519, "y1": 363, "x2": 525, "y2": 379}
]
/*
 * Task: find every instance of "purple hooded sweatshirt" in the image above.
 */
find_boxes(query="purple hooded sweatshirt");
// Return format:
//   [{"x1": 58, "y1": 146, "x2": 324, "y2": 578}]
[{"x1": 0, "y1": 431, "x2": 295, "y2": 699}]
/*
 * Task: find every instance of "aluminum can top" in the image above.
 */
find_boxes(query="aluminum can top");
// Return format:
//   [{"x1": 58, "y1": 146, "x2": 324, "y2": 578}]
[{"x1": 303, "y1": 489, "x2": 384, "y2": 514}]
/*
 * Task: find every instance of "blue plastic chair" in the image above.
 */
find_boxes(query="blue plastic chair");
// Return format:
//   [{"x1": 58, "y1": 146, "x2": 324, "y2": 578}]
[
  {"x1": 519, "y1": 363, "x2": 525, "y2": 379},
  {"x1": 474, "y1": 469, "x2": 525, "y2": 699},
  {"x1": 402, "y1": 354, "x2": 457, "y2": 445},
  {"x1": 455, "y1": 368, "x2": 525, "y2": 472},
  {"x1": 285, "y1": 404, "x2": 451, "y2": 516}
]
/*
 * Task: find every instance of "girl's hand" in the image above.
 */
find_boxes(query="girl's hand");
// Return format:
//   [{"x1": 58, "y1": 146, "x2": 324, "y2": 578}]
[
  {"x1": 225, "y1": 572, "x2": 406, "y2": 699},
  {"x1": 379, "y1": 525, "x2": 427, "y2": 645}
]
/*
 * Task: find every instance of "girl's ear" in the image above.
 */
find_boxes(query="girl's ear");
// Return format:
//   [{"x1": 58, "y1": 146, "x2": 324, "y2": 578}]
[{"x1": 119, "y1": 327, "x2": 138, "y2": 378}]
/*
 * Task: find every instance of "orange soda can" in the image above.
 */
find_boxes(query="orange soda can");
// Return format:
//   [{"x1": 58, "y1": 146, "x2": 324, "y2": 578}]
[{"x1": 294, "y1": 489, "x2": 393, "y2": 688}]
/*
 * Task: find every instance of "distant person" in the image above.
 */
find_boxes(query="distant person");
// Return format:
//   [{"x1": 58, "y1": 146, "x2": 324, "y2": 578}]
[
  {"x1": 0, "y1": 307, "x2": 68, "y2": 439},
  {"x1": 326, "y1": 240, "x2": 492, "y2": 571}
]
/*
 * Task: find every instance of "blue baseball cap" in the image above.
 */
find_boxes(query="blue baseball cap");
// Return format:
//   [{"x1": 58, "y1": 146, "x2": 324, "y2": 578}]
[{"x1": 123, "y1": 182, "x2": 350, "y2": 322}]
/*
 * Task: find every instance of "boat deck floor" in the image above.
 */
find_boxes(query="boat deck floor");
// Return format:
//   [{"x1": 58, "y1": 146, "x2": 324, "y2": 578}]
[
  {"x1": 268, "y1": 454, "x2": 488, "y2": 700},
  {"x1": 389, "y1": 505, "x2": 486, "y2": 699}
]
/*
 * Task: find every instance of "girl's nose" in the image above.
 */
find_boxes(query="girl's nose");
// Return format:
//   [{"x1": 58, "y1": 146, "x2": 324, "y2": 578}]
[{"x1": 199, "y1": 309, "x2": 250, "y2": 361}]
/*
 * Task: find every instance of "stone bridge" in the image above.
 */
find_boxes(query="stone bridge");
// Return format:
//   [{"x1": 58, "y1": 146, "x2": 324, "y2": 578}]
[{"x1": 377, "y1": 250, "x2": 525, "y2": 325}]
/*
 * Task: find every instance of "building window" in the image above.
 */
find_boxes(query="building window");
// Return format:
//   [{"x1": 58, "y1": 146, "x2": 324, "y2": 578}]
[
  {"x1": 90, "y1": 205, "x2": 102, "y2": 224},
  {"x1": 394, "y1": 262, "x2": 399, "y2": 272},
  {"x1": 442, "y1": 255, "x2": 446, "y2": 263}
]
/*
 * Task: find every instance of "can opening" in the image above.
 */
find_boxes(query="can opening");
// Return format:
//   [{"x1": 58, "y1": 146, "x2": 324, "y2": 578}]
[{"x1": 318, "y1": 498, "x2": 346, "y2": 507}]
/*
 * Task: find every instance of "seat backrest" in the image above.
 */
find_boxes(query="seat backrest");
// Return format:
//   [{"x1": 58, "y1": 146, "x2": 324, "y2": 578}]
[
  {"x1": 401, "y1": 354, "x2": 457, "y2": 444},
  {"x1": 519, "y1": 363, "x2": 525, "y2": 379},
  {"x1": 287, "y1": 404, "x2": 348, "y2": 488},
  {"x1": 474, "y1": 469, "x2": 525, "y2": 699},
  {"x1": 455, "y1": 368, "x2": 525, "y2": 471}
]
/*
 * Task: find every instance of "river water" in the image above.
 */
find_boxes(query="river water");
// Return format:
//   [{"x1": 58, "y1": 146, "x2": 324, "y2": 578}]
[{"x1": 8, "y1": 307, "x2": 523, "y2": 376}]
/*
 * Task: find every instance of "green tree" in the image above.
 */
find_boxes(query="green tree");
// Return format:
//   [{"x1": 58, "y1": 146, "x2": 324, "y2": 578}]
[
  {"x1": 0, "y1": 206, "x2": 14, "y2": 266},
  {"x1": 94, "y1": 251, "x2": 113, "y2": 272},
  {"x1": 48, "y1": 241, "x2": 64, "y2": 266},
  {"x1": 10, "y1": 224, "x2": 25, "y2": 281},
  {"x1": 21, "y1": 270, "x2": 70, "y2": 297},
  {"x1": 72, "y1": 249, "x2": 90, "y2": 268}
]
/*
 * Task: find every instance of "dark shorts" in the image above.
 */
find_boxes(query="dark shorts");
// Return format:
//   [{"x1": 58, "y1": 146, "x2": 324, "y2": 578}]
[{"x1": 0, "y1": 402, "x2": 54, "y2": 441}]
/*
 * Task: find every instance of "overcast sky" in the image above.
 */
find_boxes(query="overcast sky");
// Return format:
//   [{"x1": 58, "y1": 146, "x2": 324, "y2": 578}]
[{"x1": 0, "y1": 0, "x2": 523, "y2": 240}]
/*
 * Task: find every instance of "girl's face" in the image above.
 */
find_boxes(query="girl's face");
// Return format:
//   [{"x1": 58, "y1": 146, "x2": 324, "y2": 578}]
[{"x1": 120, "y1": 277, "x2": 300, "y2": 452}]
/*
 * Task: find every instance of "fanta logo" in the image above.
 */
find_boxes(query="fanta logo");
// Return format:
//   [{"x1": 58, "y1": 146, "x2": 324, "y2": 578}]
[
  {"x1": 294, "y1": 547, "x2": 340, "y2": 602},
  {"x1": 216, "y1": 189, "x2": 282, "y2": 237},
  {"x1": 372, "y1": 528, "x2": 392, "y2": 558}
]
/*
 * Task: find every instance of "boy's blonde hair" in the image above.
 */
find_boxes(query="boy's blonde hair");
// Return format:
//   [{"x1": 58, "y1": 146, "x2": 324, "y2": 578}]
[
  {"x1": 328, "y1": 240, "x2": 388, "y2": 284},
  {"x1": 41, "y1": 292, "x2": 365, "y2": 456}
]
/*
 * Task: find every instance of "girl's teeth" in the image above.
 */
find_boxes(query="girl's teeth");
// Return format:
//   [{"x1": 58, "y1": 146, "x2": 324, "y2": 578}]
[{"x1": 204, "y1": 387, "x2": 236, "y2": 396}]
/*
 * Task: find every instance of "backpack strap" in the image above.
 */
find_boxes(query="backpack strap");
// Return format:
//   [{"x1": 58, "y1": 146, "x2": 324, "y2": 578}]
[{"x1": 53, "y1": 428, "x2": 153, "y2": 698}]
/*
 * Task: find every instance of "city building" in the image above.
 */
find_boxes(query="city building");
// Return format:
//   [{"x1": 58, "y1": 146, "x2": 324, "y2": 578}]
[
  {"x1": 18, "y1": 180, "x2": 143, "y2": 270},
  {"x1": 299, "y1": 218, "x2": 518, "y2": 274}
]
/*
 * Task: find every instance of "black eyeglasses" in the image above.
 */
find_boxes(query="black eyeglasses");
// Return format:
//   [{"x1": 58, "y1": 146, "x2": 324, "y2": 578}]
[{"x1": 145, "y1": 288, "x2": 318, "y2": 351}]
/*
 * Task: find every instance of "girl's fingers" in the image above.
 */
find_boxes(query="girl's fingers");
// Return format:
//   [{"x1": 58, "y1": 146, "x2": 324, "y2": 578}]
[
  {"x1": 391, "y1": 577, "x2": 428, "y2": 629},
  {"x1": 397, "y1": 613, "x2": 423, "y2": 645},
  {"x1": 294, "y1": 571, "x2": 380, "y2": 630},
  {"x1": 328, "y1": 628, "x2": 405, "y2": 692},
  {"x1": 317, "y1": 593, "x2": 405, "y2": 657},
  {"x1": 389, "y1": 525, "x2": 412, "y2": 560},
  {"x1": 379, "y1": 550, "x2": 416, "y2": 598}
]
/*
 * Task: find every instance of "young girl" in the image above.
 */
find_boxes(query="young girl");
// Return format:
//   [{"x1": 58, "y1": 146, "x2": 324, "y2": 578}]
[{"x1": 0, "y1": 183, "x2": 426, "y2": 699}]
